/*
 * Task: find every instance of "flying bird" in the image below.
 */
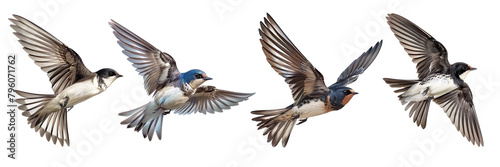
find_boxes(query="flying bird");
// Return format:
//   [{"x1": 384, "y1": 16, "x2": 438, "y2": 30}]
[
  {"x1": 11, "y1": 14, "x2": 122, "y2": 146},
  {"x1": 109, "y1": 20, "x2": 255, "y2": 141},
  {"x1": 252, "y1": 14, "x2": 383, "y2": 147},
  {"x1": 383, "y1": 13, "x2": 483, "y2": 146}
]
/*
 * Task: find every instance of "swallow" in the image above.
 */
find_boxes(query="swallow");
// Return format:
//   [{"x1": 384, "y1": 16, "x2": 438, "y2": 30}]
[
  {"x1": 109, "y1": 20, "x2": 255, "y2": 141},
  {"x1": 251, "y1": 14, "x2": 383, "y2": 147},
  {"x1": 10, "y1": 15, "x2": 122, "y2": 146},
  {"x1": 382, "y1": 13, "x2": 483, "y2": 146}
]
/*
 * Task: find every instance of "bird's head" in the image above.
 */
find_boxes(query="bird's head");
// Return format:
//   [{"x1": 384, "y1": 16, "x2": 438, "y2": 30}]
[
  {"x1": 451, "y1": 62, "x2": 476, "y2": 81},
  {"x1": 328, "y1": 87, "x2": 358, "y2": 110},
  {"x1": 96, "y1": 68, "x2": 123, "y2": 89},
  {"x1": 181, "y1": 69, "x2": 212, "y2": 89}
]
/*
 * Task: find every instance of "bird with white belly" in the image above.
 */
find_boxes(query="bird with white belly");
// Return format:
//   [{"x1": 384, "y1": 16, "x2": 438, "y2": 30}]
[
  {"x1": 383, "y1": 13, "x2": 483, "y2": 146},
  {"x1": 109, "y1": 20, "x2": 255, "y2": 141},
  {"x1": 251, "y1": 14, "x2": 383, "y2": 147},
  {"x1": 11, "y1": 14, "x2": 122, "y2": 146}
]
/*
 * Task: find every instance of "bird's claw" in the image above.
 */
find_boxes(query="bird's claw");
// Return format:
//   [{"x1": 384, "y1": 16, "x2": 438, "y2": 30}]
[
  {"x1": 59, "y1": 96, "x2": 70, "y2": 108},
  {"x1": 162, "y1": 110, "x2": 171, "y2": 115},
  {"x1": 297, "y1": 118, "x2": 308, "y2": 125}
]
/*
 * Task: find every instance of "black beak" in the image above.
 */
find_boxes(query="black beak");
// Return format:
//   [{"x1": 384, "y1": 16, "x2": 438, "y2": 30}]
[
  {"x1": 351, "y1": 92, "x2": 359, "y2": 95},
  {"x1": 470, "y1": 67, "x2": 477, "y2": 71},
  {"x1": 117, "y1": 74, "x2": 123, "y2": 78},
  {"x1": 204, "y1": 77, "x2": 212, "y2": 80}
]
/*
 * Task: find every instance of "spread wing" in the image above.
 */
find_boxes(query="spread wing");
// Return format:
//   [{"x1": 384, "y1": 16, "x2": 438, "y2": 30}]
[
  {"x1": 387, "y1": 13, "x2": 450, "y2": 80},
  {"x1": 259, "y1": 14, "x2": 329, "y2": 105},
  {"x1": 174, "y1": 86, "x2": 255, "y2": 115},
  {"x1": 331, "y1": 40, "x2": 382, "y2": 87},
  {"x1": 109, "y1": 20, "x2": 180, "y2": 95},
  {"x1": 433, "y1": 83, "x2": 483, "y2": 146},
  {"x1": 10, "y1": 14, "x2": 93, "y2": 94}
]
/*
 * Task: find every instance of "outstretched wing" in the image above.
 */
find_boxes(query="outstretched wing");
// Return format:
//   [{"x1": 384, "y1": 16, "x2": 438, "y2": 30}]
[
  {"x1": 10, "y1": 14, "x2": 93, "y2": 94},
  {"x1": 387, "y1": 13, "x2": 450, "y2": 80},
  {"x1": 109, "y1": 20, "x2": 180, "y2": 95},
  {"x1": 433, "y1": 83, "x2": 483, "y2": 146},
  {"x1": 259, "y1": 13, "x2": 329, "y2": 105},
  {"x1": 174, "y1": 86, "x2": 254, "y2": 115},
  {"x1": 331, "y1": 40, "x2": 382, "y2": 87}
]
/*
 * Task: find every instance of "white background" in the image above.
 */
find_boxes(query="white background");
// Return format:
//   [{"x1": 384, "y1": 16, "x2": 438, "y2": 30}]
[{"x1": 2, "y1": 0, "x2": 500, "y2": 166}]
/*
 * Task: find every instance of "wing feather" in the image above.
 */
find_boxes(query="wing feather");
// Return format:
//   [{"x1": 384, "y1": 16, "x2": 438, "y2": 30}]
[
  {"x1": 433, "y1": 83, "x2": 483, "y2": 146},
  {"x1": 109, "y1": 20, "x2": 180, "y2": 95},
  {"x1": 10, "y1": 14, "x2": 93, "y2": 94},
  {"x1": 258, "y1": 14, "x2": 329, "y2": 104},
  {"x1": 387, "y1": 13, "x2": 450, "y2": 80},
  {"x1": 332, "y1": 40, "x2": 382, "y2": 87},
  {"x1": 174, "y1": 86, "x2": 254, "y2": 115}
]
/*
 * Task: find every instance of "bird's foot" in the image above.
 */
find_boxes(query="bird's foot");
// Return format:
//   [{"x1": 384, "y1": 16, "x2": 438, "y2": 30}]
[
  {"x1": 163, "y1": 110, "x2": 171, "y2": 115},
  {"x1": 422, "y1": 87, "x2": 429, "y2": 96},
  {"x1": 297, "y1": 118, "x2": 308, "y2": 125},
  {"x1": 67, "y1": 106, "x2": 74, "y2": 112},
  {"x1": 59, "y1": 96, "x2": 70, "y2": 108}
]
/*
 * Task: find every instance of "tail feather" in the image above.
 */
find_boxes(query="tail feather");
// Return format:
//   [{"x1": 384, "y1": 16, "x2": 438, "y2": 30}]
[
  {"x1": 119, "y1": 103, "x2": 164, "y2": 141},
  {"x1": 15, "y1": 90, "x2": 54, "y2": 116},
  {"x1": 251, "y1": 106, "x2": 296, "y2": 147},
  {"x1": 383, "y1": 78, "x2": 419, "y2": 93},
  {"x1": 119, "y1": 103, "x2": 148, "y2": 128},
  {"x1": 155, "y1": 115, "x2": 164, "y2": 139},
  {"x1": 406, "y1": 100, "x2": 431, "y2": 129},
  {"x1": 383, "y1": 79, "x2": 431, "y2": 129},
  {"x1": 383, "y1": 78, "x2": 419, "y2": 104},
  {"x1": 15, "y1": 90, "x2": 70, "y2": 146}
]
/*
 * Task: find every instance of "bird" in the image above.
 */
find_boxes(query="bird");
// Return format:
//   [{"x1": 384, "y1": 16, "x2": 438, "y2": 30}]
[
  {"x1": 10, "y1": 14, "x2": 122, "y2": 146},
  {"x1": 382, "y1": 13, "x2": 483, "y2": 146},
  {"x1": 251, "y1": 14, "x2": 383, "y2": 147},
  {"x1": 109, "y1": 20, "x2": 255, "y2": 141}
]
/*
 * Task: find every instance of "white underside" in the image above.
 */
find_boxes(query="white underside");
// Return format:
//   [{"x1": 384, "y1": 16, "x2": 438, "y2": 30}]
[
  {"x1": 43, "y1": 77, "x2": 104, "y2": 113},
  {"x1": 294, "y1": 100, "x2": 329, "y2": 119},
  {"x1": 402, "y1": 76, "x2": 457, "y2": 102},
  {"x1": 460, "y1": 70, "x2": 470, "y2": 80},
  {"x1": 140, "y1": 86, "x2": 190, "y2": 123},
  {"x1": 154, "y1": 86, "x2": 190, "y2": 110}
]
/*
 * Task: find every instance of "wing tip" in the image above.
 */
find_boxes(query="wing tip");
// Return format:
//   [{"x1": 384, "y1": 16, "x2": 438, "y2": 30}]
[
  {"x1": 108, "y1": 19, "x2": 120, "y2": 28},
  {"x1": 11, "y1": 14, "x2": 24, "y2": 22}
]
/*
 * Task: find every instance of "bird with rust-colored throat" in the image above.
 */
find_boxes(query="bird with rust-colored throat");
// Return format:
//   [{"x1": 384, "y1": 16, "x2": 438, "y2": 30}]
[{"x1": 252, "y1": 14, "x2": 383, "y2": 147}]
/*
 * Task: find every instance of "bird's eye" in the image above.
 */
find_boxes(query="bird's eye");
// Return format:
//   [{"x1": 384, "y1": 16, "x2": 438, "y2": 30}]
[
  {"x1": 343, "y1": 90, "x2": 350, "y2": 95},
  {"x1": 195, "y1": 74, "x2": 203, "y2": 79},
  {"x1": 109, "y1": 71, "x2": 115, "y2": 76}
]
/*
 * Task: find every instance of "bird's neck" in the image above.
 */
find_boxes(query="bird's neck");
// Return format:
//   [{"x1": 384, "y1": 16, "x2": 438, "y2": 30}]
[
  {"x1": 95, "y1": 75, "x2": 107, "y2": 90},
  {"x1": 178, "y1": 81, "x2": 191, "y2": 94},
  {"x1": 451, "y1": 72, "x2": 465, "y2": 86},
  {"x1": 180, "y1": 75, "x2": 204, "y2": 90},
  {"x1": 326, "y1": 90, "x2": 348, "y2": 111}
]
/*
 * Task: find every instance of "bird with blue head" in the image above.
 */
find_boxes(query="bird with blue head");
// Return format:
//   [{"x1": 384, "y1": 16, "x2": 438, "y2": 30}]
[{"x1": 110, "y1": 20, "x2": 254, "y2": 141}]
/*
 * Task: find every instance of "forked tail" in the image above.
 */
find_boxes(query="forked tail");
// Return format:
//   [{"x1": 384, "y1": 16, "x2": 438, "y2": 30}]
[
  {"x1": 119, "y1": 102, "x2": 164, "y2": 141},
  {"x1": 15, "y1": 90, "x2": 70, "y2": 146},
  {"x1": 251, "y1": 106, "x2": 296, "y2": 147}
]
